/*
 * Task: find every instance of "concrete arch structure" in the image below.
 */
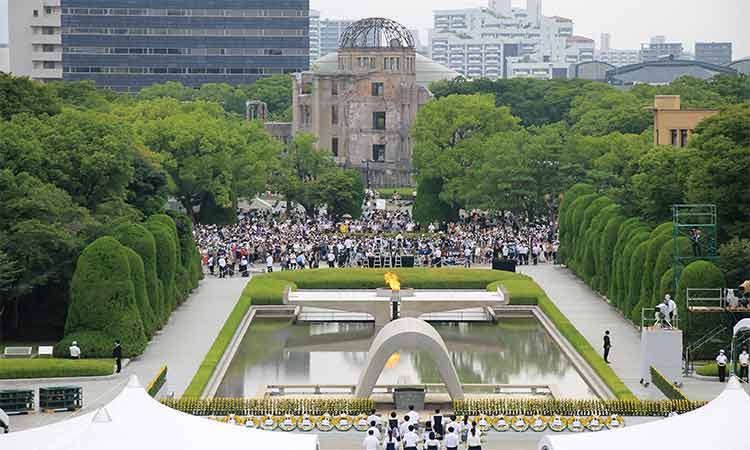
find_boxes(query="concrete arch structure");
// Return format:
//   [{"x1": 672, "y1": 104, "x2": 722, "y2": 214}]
[{"x1": 354, "y1": 318, "x2": 465, "y2": 400}]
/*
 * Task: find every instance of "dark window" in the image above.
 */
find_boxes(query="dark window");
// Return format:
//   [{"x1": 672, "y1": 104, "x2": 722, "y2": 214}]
[
  {"x1": 33, "y1": 9, "x2": 39, "y2": 17},
  {"x1": 372, "y1": 82, "x2": 384, "y2": 96},
  {"x1": 670, "y1": 129, "x2": 678, "y2": 146},
  {"x1": 372, "y1": 144, "x2": 386, "y2": 162},
  {"x1": 373, "y1": 112, "x2": 386, "y2": 130},
  {"x1": 680, "y1": 129, "x2": 689, "y2": 147},
  {"x1": 45, "y1": 7, "x2": 52, "y2": 14},
  {"x1": 331, "y1": 105, "x2": 338, "y2": 125},
  {"x1": 331, "y1": 80, "x2": 338, "y2": 96},
  {"x1": 332, "y1": 138, "x2": 339, "y2": 157},
  {"x1": 42, "y1": 61, "x2": 56, "y2": 69},
  {"x1": 264, "y1": 49, "x2": 282, "y2": 56}
]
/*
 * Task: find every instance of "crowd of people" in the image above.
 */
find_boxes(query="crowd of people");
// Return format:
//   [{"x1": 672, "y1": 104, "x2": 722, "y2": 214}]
[
  {"x1": 361, "y1": 407, "x2": 485, "y2": 450},
  {"x1": 193, "y1": 206, "x2": 559, "y2": 276}
]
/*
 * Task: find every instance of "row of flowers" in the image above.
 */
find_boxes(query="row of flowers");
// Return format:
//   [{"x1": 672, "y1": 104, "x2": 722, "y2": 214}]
[
  {"x1": 160, "y1": 397, "x2": 375, "y2": 416},
  {"x1": 452, "y1": 398, "x2": 706, "y2": 417},
  {"x1": 205, "y1": 413, "x2": 626, "y2": 433}
]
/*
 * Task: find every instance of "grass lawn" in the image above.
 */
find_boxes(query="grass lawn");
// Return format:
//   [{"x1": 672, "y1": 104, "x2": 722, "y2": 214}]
[
  {"x1": 184, "y1": 268, "x2": 636, "y2": 400},
  {"x1": 0, "y1": 358, "x2": 114, "y2": 379},
  {"x1": 375, "y1": 187, "x2": 416, "y2": 198}
]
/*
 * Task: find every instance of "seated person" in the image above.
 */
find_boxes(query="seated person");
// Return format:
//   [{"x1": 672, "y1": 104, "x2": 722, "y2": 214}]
[
  {"x1": 69, "y1": 341, "x2": 81, "y2": 359},
  {"x1": 726, "y1": 289, "x2": 739, "y2": 308}
]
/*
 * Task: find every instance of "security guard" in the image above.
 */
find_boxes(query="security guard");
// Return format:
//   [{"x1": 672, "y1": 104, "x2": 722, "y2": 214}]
[{"x1": 716, "y1": 349, "x2": 728, "y2": 382}]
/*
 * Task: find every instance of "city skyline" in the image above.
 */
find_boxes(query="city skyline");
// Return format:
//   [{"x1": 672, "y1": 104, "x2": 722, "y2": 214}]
[{"x1": 0, "y1": 0, "x2": 748, "y2": 60}]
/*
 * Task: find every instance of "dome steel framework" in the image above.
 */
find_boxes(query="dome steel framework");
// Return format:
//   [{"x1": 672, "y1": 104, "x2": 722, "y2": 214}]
[{"x1": 339, "y1": 17, "x2": 415, "y2": 50}]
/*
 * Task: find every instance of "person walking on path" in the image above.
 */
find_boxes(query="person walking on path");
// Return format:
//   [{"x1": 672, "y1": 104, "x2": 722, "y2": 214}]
[
  {"x1": 112, "y1": 340, "x2": 122, "y2": 374},
  {"x1": 716, "y1": 349, "x2": 728, "y2": 382},
  {"x1": 603, "y1": 330, "x2": 612, "y2": 363}
]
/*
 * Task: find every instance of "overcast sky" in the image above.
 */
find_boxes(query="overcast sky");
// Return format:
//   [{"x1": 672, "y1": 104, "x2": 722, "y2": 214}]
[{"x1": 1, "y1": 0, "x2": 748, "y2": 57}]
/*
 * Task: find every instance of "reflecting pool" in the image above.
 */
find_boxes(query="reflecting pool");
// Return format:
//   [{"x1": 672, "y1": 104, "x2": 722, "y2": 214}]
[{"x1": 216, "y1": 318, "x2": 595, "y2": 398}]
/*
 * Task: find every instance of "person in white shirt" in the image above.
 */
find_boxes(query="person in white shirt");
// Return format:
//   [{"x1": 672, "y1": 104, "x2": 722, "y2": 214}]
[
  {"x1": 363, "y1": 429, "x2": 379, "y2": 450},
  {"x1": 666, "y1": 294, "x2": 677, "y2": 325},
  {"x1": 367, "y1": 410, "x2": 382, "y2": 431},
  {"x1": 69, "y1": 341, "x2": 81, "y2": 359},
  {"x1": 367, "y1": 423, "x2": 381, "y2": 440},
  {"x1": 739, "y1": 348, "x2": 750, "y2": 382},
  {"x1": 265, "y1": 254, "x2": 273, "y2": 273},
  {"x1": 467, "y1": 427, "x2": 482, "y2": 450},
  {"x1": 444, "y1": 426, "x2": 459, "y2": 450},
  {"x1": 716, "y1": 349, "x2": 729, "y2": 382},
  {"x1": 399, "y1": 416, "x2": 411, "y2": 438},
  {"x1": 402, "y1": 425, "x2": 419, "y2": 450},
  {"x1": 407, "y1": 405, "x2": 420, "y2": 425},
  {"x1": 424, "y1": 431, "x2": 439, "y2": 450}
]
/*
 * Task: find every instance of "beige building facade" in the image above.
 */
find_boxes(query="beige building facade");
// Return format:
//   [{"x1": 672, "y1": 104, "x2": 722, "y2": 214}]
[
  {"x1": 292, "y1": 18, "x2": 435, "y2": 188},
  {"x1": 653, "y1": 95, "x2": 719, "y2": 147},
  {"x1": 8, "y1": 0, "x2": 63, "y2": 80}
]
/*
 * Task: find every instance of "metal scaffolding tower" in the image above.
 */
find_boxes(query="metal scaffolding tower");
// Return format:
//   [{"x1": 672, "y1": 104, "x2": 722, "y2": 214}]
[{"x1": 672, "y1": 204, "x2": 718, "y2": 291}]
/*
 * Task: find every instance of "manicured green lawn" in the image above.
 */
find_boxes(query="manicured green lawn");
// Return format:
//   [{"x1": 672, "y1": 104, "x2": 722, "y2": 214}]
[
  {"x1": 375, "y1": 187, "x2": 416, "y2": 198},
  {"x1": 184, "y1": 268, "x2": 636, "y2": 400},
  {"x1": 695, "y1": 362, "x2": 736, "y2": 377},
  {"x1": 0, "y1": 358, "x2": 114, "y2": 379}
]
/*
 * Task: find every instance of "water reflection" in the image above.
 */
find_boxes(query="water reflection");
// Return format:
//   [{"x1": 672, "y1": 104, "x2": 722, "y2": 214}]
[{"x1": 216, "y1": 318, "x2": 594, "y2": 398}]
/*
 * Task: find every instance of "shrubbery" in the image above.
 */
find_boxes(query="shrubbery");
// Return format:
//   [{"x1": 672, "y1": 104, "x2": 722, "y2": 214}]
[
  {"x1": 558, "y1": 184, "x2": 733, "y2": 345},
  {"x1": 58, "y1": 214, "x2": 201, "y2": 358}
]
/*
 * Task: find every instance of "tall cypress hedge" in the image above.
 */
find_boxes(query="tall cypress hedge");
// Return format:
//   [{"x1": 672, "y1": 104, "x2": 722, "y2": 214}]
[
  {"x1": 574, "y1": 196, "x2": 613, "y2": 268},
  {"x1": 627, "y1": 241, "x2": 651, "y2": 322},
  {"x1": 145, "y1": 218, "x2": 178, "y2": 317},
  {"x1": 111, "y1": 223, "x2": 165, "y2": 329},
  {"x1": 617, "y1": 231, "x2": 650, "y2": 310},
  {"x1": 676, "y1": 261, "x2": 725, "y2": 347},
  {"x1": 598, "y1": 215, "x2": 625, "y2": 294},
  {"x1": 558, "y1": 184, "x2": 595, "y2": 264},
  {"x1": 123, "y1": 246, "x2": 157, "y2": 337},
  {"x1": 565, "y1": 193, "x2": 600, "y2": 270},
  {"x1": 58, "y1": 237, "x2": 147, "y2": 358}
]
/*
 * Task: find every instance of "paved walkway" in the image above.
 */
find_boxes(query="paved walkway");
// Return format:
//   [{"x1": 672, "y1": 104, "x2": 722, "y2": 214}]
[
  {"x1": 5, "y1": 274, "x2": 248, "y2": 431},
  {"x1": 518, "y1": 264, "x2": 739, "y2": 401}
]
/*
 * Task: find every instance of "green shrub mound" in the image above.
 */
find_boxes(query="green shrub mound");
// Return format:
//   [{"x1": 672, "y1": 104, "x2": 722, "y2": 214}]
[
  {"x1": 112, "y1": 223, "x2": 165, "y2": 328},
  {"x1": 62, "y1": 237, "x2": 147, "y2": 357},
  {"x1": 167, "y1": 210, "x2": 203, "y2": 289},
  {"x1": 677, "y1": 260, "x2": 726, "y2": 346},
  {"x1": 124, "y1": 246, "x2": 157, "y2": 337},
  {"x1": 145, "y1": 219, "x2": 179, "y2": 317}
]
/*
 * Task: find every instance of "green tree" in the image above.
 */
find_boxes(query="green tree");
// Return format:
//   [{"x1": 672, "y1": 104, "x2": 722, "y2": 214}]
[
  {"x1": 686, "y1": 102, "x2": 750, "y2": 239},
  {"x1": 315, "y1": 170, "x2": 364, "y2": 219},
  {"x1": 47, "y1": 80, "x2": 118, "y2": 111},
  {"x1": 567, "y1": 86, "x2": 652, "y2": 136},
  {"x1": 718, "y1": 238, "x2": 750, "y2": 287},
  {"x1": 0, "y1": 73, "x2": 61, "y2": 119},
  {"x1": 631, "y1": 146, "x2": 691, "y2": 224}
]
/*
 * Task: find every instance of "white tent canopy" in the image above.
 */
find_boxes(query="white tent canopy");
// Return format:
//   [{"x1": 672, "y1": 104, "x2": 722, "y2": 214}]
[
  {"x1": 539, "y1": 377, "x2": 750, "y2": 450},
  {"x1": 733, "y1": 318, "x2": 750, "y2": 336},
  {"x1": 0, "y1": 376, "x2": 319, "y2": 450}
]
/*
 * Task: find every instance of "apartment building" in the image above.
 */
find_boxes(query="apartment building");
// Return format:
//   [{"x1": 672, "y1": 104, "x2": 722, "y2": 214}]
[
  {"x1": 695, "y1": 42, "x2": 732, "y2": 67},
  {"x1": 9, "y1": 0, "x2": 63, "y2": 80},
  {"x1": 309, "y1": 10, "x2": 353, "y2": 62}
]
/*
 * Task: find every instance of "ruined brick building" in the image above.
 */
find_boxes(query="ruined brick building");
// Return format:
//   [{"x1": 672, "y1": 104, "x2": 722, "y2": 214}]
[{"x1": 292, "y1": 18, "x2": 457, "y2": 188}]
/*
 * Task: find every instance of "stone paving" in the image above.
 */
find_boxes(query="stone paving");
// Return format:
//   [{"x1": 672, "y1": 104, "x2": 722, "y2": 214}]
[{"x1": 4, "y1": 274, "x2": 249, "y2": 431}]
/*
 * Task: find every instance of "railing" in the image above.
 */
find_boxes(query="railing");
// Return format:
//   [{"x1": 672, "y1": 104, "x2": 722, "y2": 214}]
[
  {"x1": 419, "y1": 309, "x2": 491, "y2": 322},
  {"x1": 686, "y1": 288, "x2": 750, "y2": 311},
  {"x1": 684, "y1": 325, "x2": 726, "y2": 375},
  {"x1": 297, "y1": 311, "x2": 373, "y2": 322},
  {"x1": 261, "y1": 383, "x2": 555, "y2": 398},
  {"x1": 641, "y1": 307, "x2": 679, "y2": 330}
]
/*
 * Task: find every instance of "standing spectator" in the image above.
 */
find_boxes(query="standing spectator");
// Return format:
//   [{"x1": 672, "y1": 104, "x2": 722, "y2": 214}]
[
  {"x1": 425, "y1": 431, "x2": 439, "y2": 450},
  {"x1": 739, "y1": 347, "x2": 749, "y2": 383},
  {"x1": 265, "y1": 254, "x2": 274, "y2": 273},
  {"x1": 666, "y1": 294, "x2": 677, "y2": 326},
  {"x1": 402, "y1": 425, "x2": 419, "y2": 450},
  {"x1": 69, "y1": 341, "x2": 81, "y2": 359},
  {"x1": 444, "y1": 426, "x2": 459, "y2": 450},
  {"x1": 603, "y1": 330, "x2": 612, "y2": 363},
  {"x1": 112, "y1": 340, "x2": 122, "y2": 374},
  {"x1": 467, "y1": 427, "x2": 482, "y2": 450},
  {"x1": 716, "y1": 349, "x2": 728, "y2": 382},
  {"x1": 383, "y1": 429, "x2": 399, "y2": 450}
]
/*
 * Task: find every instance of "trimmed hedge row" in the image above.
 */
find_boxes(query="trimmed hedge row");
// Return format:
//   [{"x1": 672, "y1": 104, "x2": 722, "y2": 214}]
[
  {"x1": 650, "y1": 366, "x2": 689, "y2": 401},
  {"x1": 184, "y1": 268, "x2": 635, "y2": 400},
  {"x1": 0, "y1": 358, "x2": 114, "y2": 379},
  {"x1": 55, "y1": 213, "x2": 203, "y2": 358},
  {"x1": 558, "y1": 184, "x2": 727, "y2": 346},
  {"x1": 147, "y1": 365, "x2": 168, "y2": 398}
]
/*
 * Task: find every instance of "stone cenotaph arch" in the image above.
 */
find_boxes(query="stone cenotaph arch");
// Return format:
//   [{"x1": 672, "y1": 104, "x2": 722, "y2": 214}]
[{"x1": 354, "y1": 318, "x2": 465, "y2": 400}]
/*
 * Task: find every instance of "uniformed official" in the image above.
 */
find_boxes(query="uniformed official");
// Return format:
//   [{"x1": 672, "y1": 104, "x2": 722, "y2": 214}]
[
  {"x1": 716, "y1": 349, "x2": 728, "y2": 382},
  {"x1": 739, "y1": 348, "x2": 750, "y2": 382},
  {"x1": 603, "y1": 330, "x2": 612, "y2": 363}
]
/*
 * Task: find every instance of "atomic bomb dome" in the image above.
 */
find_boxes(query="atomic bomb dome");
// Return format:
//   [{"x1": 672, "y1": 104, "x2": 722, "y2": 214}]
[{"x1": 339, "y1": 18, "x2": 415, "y2": 49}]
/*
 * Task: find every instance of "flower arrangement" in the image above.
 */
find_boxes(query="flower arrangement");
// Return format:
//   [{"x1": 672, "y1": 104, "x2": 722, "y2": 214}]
[
  {"x1": 161, "y1": 397, "x2": 375, "y2": 417},
  {"x1": 452, "y1": 398, "x2": 705, "y2": 417}
]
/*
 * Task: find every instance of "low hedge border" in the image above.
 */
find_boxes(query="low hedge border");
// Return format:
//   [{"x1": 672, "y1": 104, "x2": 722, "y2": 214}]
[
  {"x1": 184, "y1": 268, "x2": 635, "y2": 400},
  {"x1": 0, "y1": 358, "x2": 114, "y2": 379},
  {"x1": 695, "y1": 362, "x2": 736, "y2": 378},
  {"x1": 147, "y1": 365, "x2": 168, "y2": 398},
  {"x1": 650, "y1": 366, "x2": 688, "y2": 400}
]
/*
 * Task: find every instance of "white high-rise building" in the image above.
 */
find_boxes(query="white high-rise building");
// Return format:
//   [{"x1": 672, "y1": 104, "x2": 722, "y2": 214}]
[
  {"x1": 8, "y1": 0, "x2": 63, "y2": 80},
  {"x1": 527, "y1": 0, "x2": 542, "y2": 27},
  {"x1": 489, "y1": 0, "x2": 512, "y2": 16},
  {"x1": 600, "y1": 33, "x2": 611, "y2": 52},
  {"x1": 309, "y1": 11, "x2": 354, "y2": 62},
  {"x1": 0, "y1": 44, "x2": 9, "y2": 73},
  {"x1": 430, "y1": 0, "x2": 592, "y2": 80}
]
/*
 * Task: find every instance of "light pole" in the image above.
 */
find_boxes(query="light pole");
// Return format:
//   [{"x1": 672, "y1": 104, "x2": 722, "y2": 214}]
[{"x1": 361, "y1": 159, "x2": 371, "y2": 189}]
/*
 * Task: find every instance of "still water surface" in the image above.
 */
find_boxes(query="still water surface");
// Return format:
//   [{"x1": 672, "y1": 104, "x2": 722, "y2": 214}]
[{"x1": 216, "y1": 318, "x2": 594, "y2": 398}]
